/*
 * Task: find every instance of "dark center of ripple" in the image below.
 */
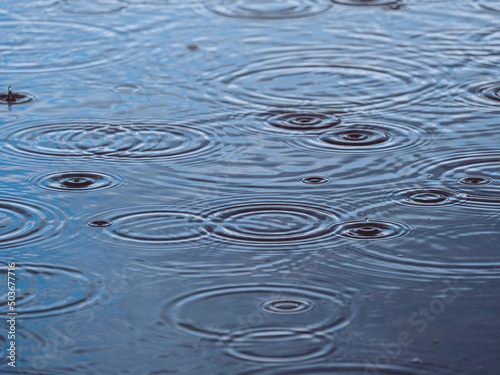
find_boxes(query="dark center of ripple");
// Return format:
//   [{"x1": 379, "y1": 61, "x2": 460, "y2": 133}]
[
  {"x1": 335, "y1": 220, "x2": 408, "y2": 240},
  {"x1": 164, "y1": 284, "x2": 351, "y2": 339},
  {"x1": 267, "y1": 113, "x2": 341, "y2": 131},
  {"x1": 39, "y1": 171, "x2": 121, "y2": 191},
  {"x1": 204, "y1": 0, "x2": 332, "y2": 19},
  {"x1": 296, "y1": 120, "x2": 427, "y2": 153},
  {"x1": 261, "y1": 299, "x2": 313, "y2": 314},
  {"x1": 5, "y1": 123, "x2": 213, "y2": 160},
  {"x1": 87, "y1": 220, "x2": 113, "y2": 228},
  {"x1": 395, "y1": 188, "x2": 457, "y2": 206},
  {"x1": 204, "y1": 203, "x2": 339, "y2": 243},
  {"x1": 458, "y1": 176, "x2": 494, "y2": 185},
  {"x1": 320, "y1": 129, "x2": 389, "y2": 146},
  {"x1": 300, "y1": 176, "x2": 331, "y2": 185}
]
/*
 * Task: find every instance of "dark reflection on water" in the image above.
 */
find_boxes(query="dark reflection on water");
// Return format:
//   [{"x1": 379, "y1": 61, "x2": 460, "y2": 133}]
[{"x1": 1, "y1": 0, "x2": 499, "y2": 374}]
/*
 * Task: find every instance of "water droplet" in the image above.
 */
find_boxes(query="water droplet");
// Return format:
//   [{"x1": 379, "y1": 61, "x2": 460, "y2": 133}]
[
  {"x1": 267, "y1": 112, "x2": 340, "y2": 131},
  {"x1": 458, "y1": 176, "x2": 493, "y2": 185},
  {"x1": 261, "y1": 299, "x2": 313, "y2": 314},
  {"x1": 334, "y1": 220, "x2": 409, "y2": 240},
  {"x1": 37, "y1": 171, "x2": 123, "y2": 192},
  {"x1": 87, "y1": 220, "x2": 113, "y2": 228},
  {"x1": 0, "y1": 86, "x2": 35, "y2": 105},
  {"x1": 300, "y1": 176, "x2": 331, "y2": 185},
  {"x1": 395, "y1": 188, "x2": 457, "y2": 206}
]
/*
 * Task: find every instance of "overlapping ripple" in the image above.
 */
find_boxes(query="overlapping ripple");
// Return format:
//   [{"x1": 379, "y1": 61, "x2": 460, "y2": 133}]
[
  {"x1": 3, "y1": 122, "x2": 215, "y2": 161},
  {"x1": 163, "y1": 284, "x2": 352, "y2": 361},
  {"x1": 0, "y1": 263, "x2": 103, "y2": 318},
  {"x1": 202, "y1": 0, "x2": 332, "y2": 19},
  {"x1": 410, "y1": 150, "x2": 500, "y2": 208},
  {"x1": 292, "y1": 120, "x2": 428, "y2": 153},
  {"x1": 203, "y1": 201, "x2": 341, "y2": 245},
  {"x1": 0, "y1": 20, "x2": 122, "y2": 73},
  {"x1": 0, "y1": 198, "x2": 65, "y2": 249},
  {"x1": 209, "y1": 47, "x2": 436, "y2": 112}
]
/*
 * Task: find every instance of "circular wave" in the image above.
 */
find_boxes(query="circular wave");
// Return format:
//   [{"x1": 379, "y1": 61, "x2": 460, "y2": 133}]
[
  {"x1": 416, "y1": 151, "x2": 500, "y2": 208},
  {"x1": 203, "y1": 202, "x2": 340, "y2": 244},
  {"x1": 300, "y1": 176, "x2": 332, "y2": 185},
  {"x1": 0, "y1": 198, "x2": 64, "y2": 249},
  {"x1": 110, "y1": 84, "x2": 143, "y2": 93},
  {"x1": 0, "y1": 20, "x2": 122, "y2": 73},
  {"x1": 225, "y1": 328, "x2": 334, "y2": 362},
  {"x1": 163, "y1": 284, "x2": 352, "y2": 339},
  {"x1": 294, "y1": 120, "x2": 428, "y2": 153},
  {"x1": 0, "y1": 263, "x2": 102, "y2": 318},
  {"x1": 4, "y1": 122, "x2": 214, "y2": 161},
  {"x1": 267, "y1": 112, "x2": 341, "y2": 131},
  {"x1": 62, "y1": 0, "x2": 126, "y2": 14},
  {"x1": 211, "y1": 48, "x2": 435, "y2": 112},
  {"x1": 393, "y1": 187, "x2": 458, "y2": 207},
  {"x1": 203, "y1": 0, "x2": 332, "y2": 20},
  {"x1": 35, "y1": 171, "x2": 123, "y2": 192},
  {"x1": 333, "y1": 220, "x2": 410, "y2": 240},
  {"x1": 240, "y1": 362, "x2": 435, "y2": 375},
  {"x1": 103, "y1": 210, "x2": 205, "y2": 243}
]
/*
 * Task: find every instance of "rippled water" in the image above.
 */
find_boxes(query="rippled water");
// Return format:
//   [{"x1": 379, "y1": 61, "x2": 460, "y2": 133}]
[{"x1": 1, "y1": 1, "x2": 499, "y2": 374}]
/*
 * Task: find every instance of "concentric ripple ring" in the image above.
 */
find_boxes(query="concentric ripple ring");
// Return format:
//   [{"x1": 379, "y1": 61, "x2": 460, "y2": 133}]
[
  {"x1": 4, "y1": 122, "x2": 213, "y2": 161},
  {"x1": 203, "y1": 203, "x2": 340, "y2": 243}
]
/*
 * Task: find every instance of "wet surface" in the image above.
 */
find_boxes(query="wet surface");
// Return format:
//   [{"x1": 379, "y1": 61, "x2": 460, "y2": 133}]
[{"x1": 1, "y1": 0, "x2": 500, "y2": 374}]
